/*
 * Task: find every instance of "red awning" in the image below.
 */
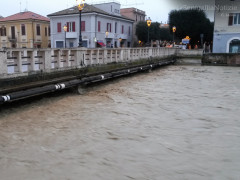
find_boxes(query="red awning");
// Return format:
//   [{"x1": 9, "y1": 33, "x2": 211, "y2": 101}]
[{"x1": 98, "y1": 42, "x2": 106, "y2": 47}]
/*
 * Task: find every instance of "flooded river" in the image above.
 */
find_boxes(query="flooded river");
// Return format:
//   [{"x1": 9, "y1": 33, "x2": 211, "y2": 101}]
[{"x1": 0, "y1": 65, "x2": 240, "y2": 180}]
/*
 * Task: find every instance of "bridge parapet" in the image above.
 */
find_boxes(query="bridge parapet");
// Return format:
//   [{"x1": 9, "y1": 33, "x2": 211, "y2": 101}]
[{"x1": 0, "y1": 47, "x2": 199, "y2": 78}]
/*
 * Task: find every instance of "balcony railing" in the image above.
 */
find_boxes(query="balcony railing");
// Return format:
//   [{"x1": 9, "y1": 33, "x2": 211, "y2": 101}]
[{"x1": 8, "y1": 36, "x2": 17, "y2": 42}]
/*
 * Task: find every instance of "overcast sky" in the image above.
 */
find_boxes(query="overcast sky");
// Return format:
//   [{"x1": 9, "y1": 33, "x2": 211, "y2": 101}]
[{"x1": 0, "y1": 0, "x2": 215, "y2": 22}]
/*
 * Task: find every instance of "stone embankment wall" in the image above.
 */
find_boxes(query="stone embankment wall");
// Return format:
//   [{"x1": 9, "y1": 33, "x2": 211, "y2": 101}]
[
  {"x1": 202, "y1": 53, "x2": 240, "y2": 66},
  {"x1": 0, "y1": 48, "x2": 204, "y2": 93}
]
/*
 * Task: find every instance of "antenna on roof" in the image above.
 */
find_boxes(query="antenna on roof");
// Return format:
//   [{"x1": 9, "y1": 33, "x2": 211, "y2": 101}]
[
  {"x1": 20, "y1": 1, "x2": 22, "y2": 12},
  {"x1": 25, "y1": 0, "x2": 28, "y2": 11}
]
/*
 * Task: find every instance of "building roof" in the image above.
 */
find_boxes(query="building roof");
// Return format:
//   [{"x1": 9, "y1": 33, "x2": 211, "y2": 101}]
[
  {"x1": 120, "y1": 8, "x2": 146, "y2": 15},
  {"x1": 0, "y1": 11, "x2": 50, "y2": 22},
  {"x1": 48, "y1": 4, "x2": 134, "y2": 21}
]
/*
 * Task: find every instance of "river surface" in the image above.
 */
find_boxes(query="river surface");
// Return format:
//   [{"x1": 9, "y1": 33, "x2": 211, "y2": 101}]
[{"x1": 0, "y1": 65, "x2": 240, "y2": 180}]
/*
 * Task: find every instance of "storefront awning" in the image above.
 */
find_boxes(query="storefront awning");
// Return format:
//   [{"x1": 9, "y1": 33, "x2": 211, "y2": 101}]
[{"x1": 97, "y1": 42, "x2": 106, "y2": 47}]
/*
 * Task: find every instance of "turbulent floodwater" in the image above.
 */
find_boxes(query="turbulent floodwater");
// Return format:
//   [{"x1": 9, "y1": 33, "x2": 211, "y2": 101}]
[{"x1": 0, "y1": 65, "x2": 240, "y2": 180}]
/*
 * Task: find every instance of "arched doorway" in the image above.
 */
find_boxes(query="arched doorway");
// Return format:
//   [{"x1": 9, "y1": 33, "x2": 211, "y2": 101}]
[{"x1": 229, "y1": 39, "x2": 240, "y2": 53}]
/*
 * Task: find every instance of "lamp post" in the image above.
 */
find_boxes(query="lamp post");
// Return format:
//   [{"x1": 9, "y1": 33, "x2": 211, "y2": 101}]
[
  {"x1": 76, "y1": 0, "x2": 85, "y2": 47},
  {"x1": 200, "y1": 33, "x2": 204, "y2": 48},
  {"x1": 105, "y1": 31, "x2": 109, "y2": 47},
  {"x1": 146, "y1": 17, "x2": 152, "y2": 46},
  {"x1": 63, "y1": 24, "x2": 67, "y2": 48},
  {"x1": 119, "y1": 37, "x2": 122, "y2": 47},
  {"x1": 172, "y1": 26, "x2": 176, "y2": 47}
]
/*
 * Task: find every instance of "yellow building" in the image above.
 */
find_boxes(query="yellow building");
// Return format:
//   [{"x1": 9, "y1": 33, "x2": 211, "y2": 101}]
[{"x1": 0, "y1": 11, "x2": 50, "y2": 49}]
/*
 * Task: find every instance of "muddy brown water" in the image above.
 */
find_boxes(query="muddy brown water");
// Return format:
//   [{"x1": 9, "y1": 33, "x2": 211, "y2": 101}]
[{"x1": 0, "y1": 65, "x2": 240, "y2": 180}]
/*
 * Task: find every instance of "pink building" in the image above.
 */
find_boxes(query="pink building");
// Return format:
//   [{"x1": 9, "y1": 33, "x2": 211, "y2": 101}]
[{"x1": 120, "y1": 8, "x2": 146, "y2": 46}]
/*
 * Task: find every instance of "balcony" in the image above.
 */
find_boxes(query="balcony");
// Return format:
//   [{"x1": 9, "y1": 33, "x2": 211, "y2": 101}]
[
  {"x1": 118, "y1": 34, "x2": 128, "y2": 40},
  {"x1": 66, "y1": 32, "x2": 78, "y2": 39},
  {"x1": 105, "y1": 32, "x2": 115, "y2": 39},
  {"x1": 8, "y1": 36, "x2": 17, "y2": 42}
]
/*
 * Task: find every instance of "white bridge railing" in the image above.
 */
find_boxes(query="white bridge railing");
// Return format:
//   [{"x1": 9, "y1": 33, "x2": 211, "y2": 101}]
[{"x1": 0, "y1": 47, "x2": 202, "y2": 78}]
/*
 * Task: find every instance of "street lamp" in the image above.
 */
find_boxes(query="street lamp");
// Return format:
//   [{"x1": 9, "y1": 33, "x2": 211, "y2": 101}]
[
  {"x1": 76, "y1": 0, "x2": 85, "y2": 47},
  {"x1": 105, "y1": 31, "x2": 109, "y2": 47},
  {"x1": 172, "y1": 26, "x2": 176, "y2": 47},
  {"x1": 105, "y1": 31, "x2": 109, "y2": 38},
  {"x1": 200, "y1": 33, "x2": 204, "y2": 48},
  {"x1": 118, "y1": 37, "x2": 122, "y2": 47},
  {"x1": 146, "y1": 17, "x2": 151, "y2": 46},
  {"x1": 63, "y1": 24, "x2": 67, "y2": 48}
]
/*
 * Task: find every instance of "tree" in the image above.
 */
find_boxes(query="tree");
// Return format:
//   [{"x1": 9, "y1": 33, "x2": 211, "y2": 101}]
[
  {"x1": 159, "y1": 28, "x2": 172, "y2": 41},
  {"x1": 168, "y1": 9, "x2": 213, "y2": 47},
  {"x1": 136, "y1": 22, "x2": 163, "y2": 44}
]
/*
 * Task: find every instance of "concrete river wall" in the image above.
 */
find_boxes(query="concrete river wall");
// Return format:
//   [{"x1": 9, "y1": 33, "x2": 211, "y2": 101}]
[
  {"x1": 202, "y1": 53, "x2": 240, "y2": 66},
  {"x1": 0, "y1": 48, "x2": 203, "y2": 104}
]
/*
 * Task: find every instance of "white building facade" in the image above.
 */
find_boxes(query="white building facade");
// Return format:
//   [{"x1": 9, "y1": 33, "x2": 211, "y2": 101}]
[
  {"x1": 213, "y1": 0, "x2": 240, "y2": 53},
  {"x1": 48, "y1": 2, "x2": 134, "y2": 48}
]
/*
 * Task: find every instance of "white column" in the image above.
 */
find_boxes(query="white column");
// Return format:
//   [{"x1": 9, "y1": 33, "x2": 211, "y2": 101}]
[
  {"x1": 0, "y1": 51, "x2": 8, "y2": 74},
  {"x1": 28, "y1": 50, "x2": 35, "y2": 72},
  {"x1": 115, "y1": 50, "x2": 118, "y2": 62},
  {"x1": 89, "y1": 50, "x2": 93, "y2": 65},
  {"x1": 119, "y1": 49, "x2": 123, "y2": 62},
  {"x1": 76, "y1": 48, "x2": 86, "y2": 67},
  {"x1": 148, "y1": 48, "x2": 153, "y2": 57},
  {"x1": 15, "y1": 51, "x2": 23, "y2": 73},
  {"x1": 44, "y1": 49, "x2": 52, "y2": 72},
  {"x1": 109, "y1": 50, "x2": 112, "y2": 63},
  {"x1": 103, "y1": 49, "x2": 107, "y2": 64},
  {"x1": 55, "y1": 50, "x2": 61, "y2": 68},
  {"x1": 127, "y1": 49, "x2": 131, "y2": 62}
]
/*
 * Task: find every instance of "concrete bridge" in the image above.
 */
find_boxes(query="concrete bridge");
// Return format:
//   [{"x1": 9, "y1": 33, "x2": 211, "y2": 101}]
[{"x1": 0, "y1": 47, "x2": 203, "y2": 104}]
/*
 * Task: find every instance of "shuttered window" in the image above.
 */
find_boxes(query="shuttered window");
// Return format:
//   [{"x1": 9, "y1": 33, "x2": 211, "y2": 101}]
[
  {"x1": 0, "y1": 27, "x2": 6, "y2": 36},
  {"x1": 81, "y1": 21, "x2": 85, "y2": 31},
  {"x1": 48, "y1": 26, "x2": 51, "y2": 36},
  {"x1": 36, "y1": 24, "x2": 41, "y2": 36},
  {"x1": 229, "y1": 13, "x2": 240, "y2": 26},
  {"x1": 57, "y1": 23, "x2": 61, "y2": 33},
  {"x1": 98, "y1": 21, "x2": 101, "y2": 32},
  {"x1": 21, "y1": 24, "x2": 26, "y2": 36},
  {"x1": 66, "y1": 22, "x2": 76, "y2": 32},
  {"x1": 107, "y1": 23, "x2": 112, "y2": 32}
]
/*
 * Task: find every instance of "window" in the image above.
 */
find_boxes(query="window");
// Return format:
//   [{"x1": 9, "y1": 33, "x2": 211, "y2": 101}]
[
  {"x1": 0, "y1": 26, "x2": 6, "y2": 36},
  {"x1": 21, "y1": 24, "x2": 26, "y2": 36},
  {"x1": 122, "y1": 25, "x2": 124, "y2": 34},
  {"x1": 11, "y1": 26, "x2": 15, "y2": 39},
  {"x1": 45, "y1": 27, "x2": 47, "y2": 36},
  {"x1": 36, "y1": 24, "x2": 41, "y2": 36},
  {"x1": 136, "y1": 15, "x2": 138, "y2": 22},
  {"x1": 128, "y1": 26, "x2": 131, "y2": 36},
  {"x1": 98, "y1": 21, "x2": 101, "y2": 32},
  {"x1": 48, "y1": 26, "x2": 51, "y2": 36},
  {"x1": 69, "y1": 42, "x2": 74, "y2": 48},
  {"x1": 229, "y1": 39, "x2": 240, "y2": 53},
  {"x1": 67, "y1": 22, "x2": 76, "y2": 32},
  {"x1": 107, "y1": 23, "x2": 112, "y2": 32},
  {"x1": 57, "y1": 23, "x2": 61, "y2": 33},
  {"x1": 115, "y1": 22, "x2": 117, "y2": 33},
  {"x1": 229, "y1": 13, "x2": 240, "y2": 26},
  {"x1": 56, "y1": 41, "x2": 64, "y2": 48},
  {"x1": 81, "y1": 21, "x2": 85, "y2": 31}
]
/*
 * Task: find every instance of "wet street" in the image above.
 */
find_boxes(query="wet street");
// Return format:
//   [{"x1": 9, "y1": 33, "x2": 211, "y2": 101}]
[{"x1": 0, "y1": 65, "x2": 240, "y2": 180}]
